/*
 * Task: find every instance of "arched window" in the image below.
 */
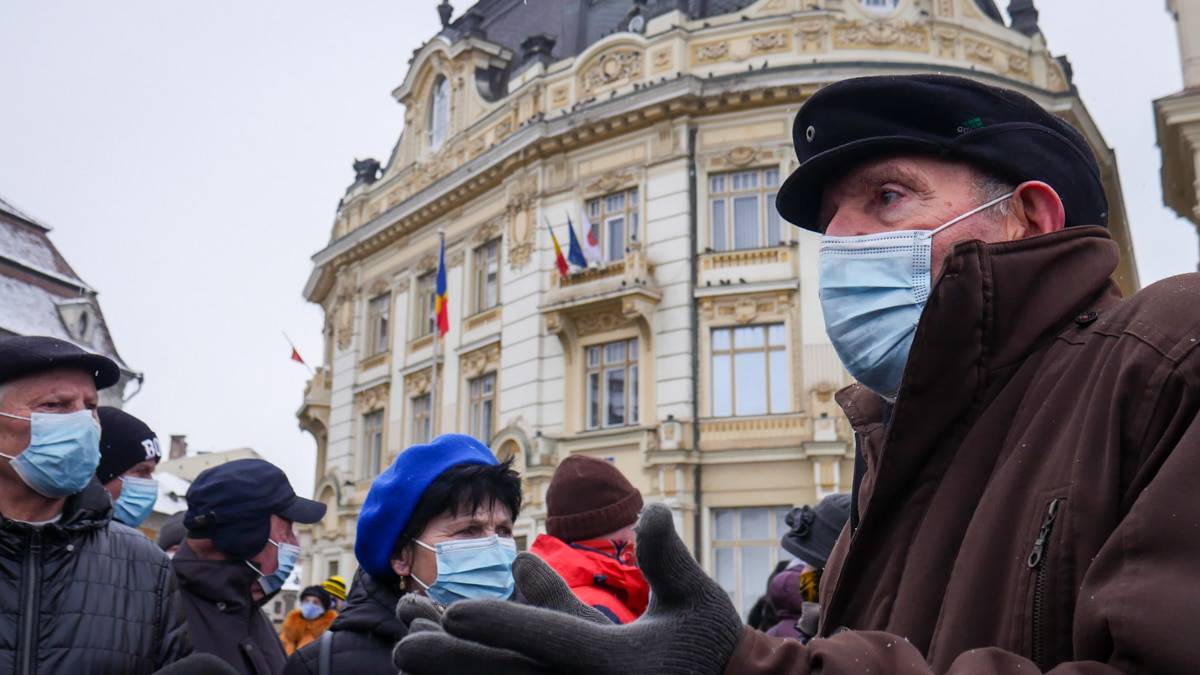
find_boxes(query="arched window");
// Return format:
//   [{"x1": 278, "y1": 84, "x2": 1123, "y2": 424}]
[{"x1": 428, "y1": 76, "x2": 450, "y2": 151}]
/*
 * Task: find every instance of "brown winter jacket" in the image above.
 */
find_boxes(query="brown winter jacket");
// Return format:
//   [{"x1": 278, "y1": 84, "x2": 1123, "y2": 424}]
[
  {"x1": 725, "y1": 226, "x2": 1200, "y2": 674},
  {"x1": 279, "y1": 608, "x2": 336, "y2": 655}
]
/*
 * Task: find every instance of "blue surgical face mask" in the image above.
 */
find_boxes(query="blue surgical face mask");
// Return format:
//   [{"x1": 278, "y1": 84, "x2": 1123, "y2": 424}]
[
  {"x1": 0, "y1": 409, "x2": 102, "y2": 498},
  {"x1": 411, "y1": 534, "x2": 517, "y2": 606},
  {"x1": 246, "y1": 539, "x2": 301, "y2": 597},
  {"x1": 299, "y1": 601, "x2": 324, "y2": 621},
  {"x1": 113, "y1": 475, "x2": 158, "y2": 527},
  {"x1": 818, "y1": 192, "x2": 1014, "y2": 399}
]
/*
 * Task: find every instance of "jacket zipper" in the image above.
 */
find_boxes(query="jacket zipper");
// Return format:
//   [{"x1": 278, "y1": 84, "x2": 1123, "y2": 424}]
[
  {"x1": 19, "y1": 529, "x2": 42, "y2": 675},
  {"x1": 1026, "y1": 497, "x2": 1064, "y2": 670}
]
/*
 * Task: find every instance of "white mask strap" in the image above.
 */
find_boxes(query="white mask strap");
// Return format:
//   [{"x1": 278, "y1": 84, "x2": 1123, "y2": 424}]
[
  {"x1": 931, "y1": 191, "x2": 1015, "y2": 236},
  {"x1": 414, "y1": 539, "x2": 437, "y2": 553},
  {"x1": 0, "y1": 411, "x2": 29, "y2": 423},
  {"x1": 410, "y1": 572, "x2": 432, "y2": 591}
]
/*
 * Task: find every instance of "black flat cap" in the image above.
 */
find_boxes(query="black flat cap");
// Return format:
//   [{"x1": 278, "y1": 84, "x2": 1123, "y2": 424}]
[
  {"x1": 0, "y1": 335, "x2": 121, "y2": 389},
  {"x1": 777, "y1": 74, "x2": 1107, "y2": 233},
  {"x1": 185, "y1": 458, "x2": 325, "y2": 560}
]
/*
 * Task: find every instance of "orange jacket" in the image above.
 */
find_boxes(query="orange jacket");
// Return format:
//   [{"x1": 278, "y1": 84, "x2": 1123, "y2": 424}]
[
  {"x1": 279, "y1": 607, "x2": 336, "y2": 655},
  {"x1": 529, "y1": 534, "x2": 649, "y2": 624}
]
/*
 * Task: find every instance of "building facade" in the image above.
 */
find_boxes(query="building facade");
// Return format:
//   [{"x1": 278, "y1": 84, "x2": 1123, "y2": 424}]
[
  {"x1": 1155, "y1": 0, "x2": 1200, "y2": 267},
  {"x1": 297, "y1": 0, "x2": 1138, "y2": 618},
  {"x1": 0, "y1": 194, "x2": 141, "y2": 406}
]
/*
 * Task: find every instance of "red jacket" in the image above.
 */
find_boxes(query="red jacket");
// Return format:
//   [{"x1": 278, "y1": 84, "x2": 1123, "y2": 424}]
[{"x1": 529, "y1": 534, "x2": 649, "y2": 624}]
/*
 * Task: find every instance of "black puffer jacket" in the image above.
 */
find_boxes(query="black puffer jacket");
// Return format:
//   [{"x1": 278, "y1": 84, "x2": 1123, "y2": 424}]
[
  {"x1": 0, "y1": 479, "x2": 191, "y2": 674},
  {"x1": 283, "y1": 570, "x2": 406, "y2": 675}
]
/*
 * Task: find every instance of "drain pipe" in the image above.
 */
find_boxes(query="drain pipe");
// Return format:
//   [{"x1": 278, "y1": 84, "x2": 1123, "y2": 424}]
[{"x1": 687, "y1": 124, "x2": 703, "y2": 564}]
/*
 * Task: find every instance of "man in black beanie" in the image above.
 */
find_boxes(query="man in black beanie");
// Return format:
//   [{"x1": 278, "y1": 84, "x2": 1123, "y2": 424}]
[
  {"x1": 96, "y1": 406, "x2": 162, "y2": 527},
  {"x1": 173, "y1": 458, "x2": 325, "y2": 675},
  {"x1": 396, "y1": 74, "x2": 1200, "y2": 674}
]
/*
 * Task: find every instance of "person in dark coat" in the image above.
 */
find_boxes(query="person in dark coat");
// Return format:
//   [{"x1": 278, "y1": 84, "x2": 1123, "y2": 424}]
[
  {"x1": 285, "y1": 434, "x2": 522, "y2": 674},
  {"x1": 174, "y1": 458, "x2": 325, "y2": 675},
  {"x1": 767, "y1": 493, "x2": 851, "y2": 640},
  {"x1": 0, "y1": 335, "x2": 190, "y2": 673}
]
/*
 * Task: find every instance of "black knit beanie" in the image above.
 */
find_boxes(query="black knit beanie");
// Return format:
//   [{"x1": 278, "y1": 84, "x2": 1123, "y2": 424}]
[{"x1": 96, "y1": 407, "x2": 161, "y2": 483}]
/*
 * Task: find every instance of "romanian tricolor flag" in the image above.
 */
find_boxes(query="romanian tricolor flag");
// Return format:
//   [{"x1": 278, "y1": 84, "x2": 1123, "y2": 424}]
[
  {"x1": 435, "y1": 236, "x2": 449, "y2": 337},
  {"x1": 546, "y1": 219, "x2": 569, "y2": 277}
]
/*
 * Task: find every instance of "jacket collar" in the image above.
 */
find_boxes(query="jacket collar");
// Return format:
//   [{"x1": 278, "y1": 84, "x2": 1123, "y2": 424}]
[
  {"x1": 173, "y1": 541, "x2": 264, "y2": 612},
  {"x1": 0, "y1": 478, "x2": 112, "y2": 536},
  {"x1": 330, "y1": 569, "x2": 406, "y2": 642},
  {"x1": 836, "y1": 226, "x2": 1121, "y2": 487}
]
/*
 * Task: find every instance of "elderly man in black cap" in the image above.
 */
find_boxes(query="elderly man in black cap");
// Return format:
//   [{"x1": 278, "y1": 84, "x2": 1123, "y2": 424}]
[
  {"x1": 395, "y1": 74, "x2": 1200, "y2": 674},
  {"x1": 0, "y1": 335, "x2": 190, "y2": 673},
  {"x1": 173, "y1": 457, "x2": 325, "y2": 675}
]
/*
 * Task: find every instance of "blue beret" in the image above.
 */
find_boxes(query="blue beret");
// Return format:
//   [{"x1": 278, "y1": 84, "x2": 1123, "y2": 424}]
[{"x1": 355, "y1": 434, "x2": 498, "y2": 578}]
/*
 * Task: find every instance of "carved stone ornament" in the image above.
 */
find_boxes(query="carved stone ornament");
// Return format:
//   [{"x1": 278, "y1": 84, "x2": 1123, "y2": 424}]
[
  {"x1": 334, "y1": 278, "x2": 358, "y2": 351},
  {"x1": 797, "y1": 19, "x2": 830, "y2": 51},
  {"x1": 576, "y1": 309, "x2": 629, "y2": 337},
  {"x1": 353, "y1": 382, "x2": 390, "y2": 412},
  {"x1": 1007, "y1": 53, "x2": 1031, "y2": 78},
  {"x1": 550, "y1": 85, "x2": 569, "y2": 109},
  {"x1": 461, "y1": 342, "x2": 501, "y2": 379},
  {"x1": 506, "y1": 174, "x2": 538, "y2": 270},
  {"x1": 394, "y1": 276, "x2": 411, "y2": 294},
  {"x1": 832, "y1": 20, "x2": 929, "y2": 52},
  {"x1": 405, "y1": 368, "x2": 432, "y2": 397},
  {"x1": 473, "y1": 219, "x2": 502, "y2": 245},
  {"x1": 448, "y1": 248, "x2": 465, "y2": 268},
  {"x1": 750, "y1": 31, "x2": 789, "y2": 54},
  {"x1": 418, "y1": 252, "x2": 438, "y2": 273},
  {"x1": 585, "y1": 170, "x2": 635, "y2": 196},
  {"x1": 964, "y1": 38, "x2": 996, "y2": 66},
  {"x1": 693, "y1": 41, "x2": 729, "y2": 64},
  {"x1": 581, "y1": 49, "x2": 643, "y2": 94},
  {"x1": 367, "y1": 277, "x2": 389, "y2": 297},
  {"x1": 651, "y1": 48, "x2": 672, "y2": 73},
  {"x1": 934, "y1": 27, "x2": 959, "y2": 58},
  {"x1": 725, "y1": 147, "x2": 758, "y2": 168},
  {"x1": 936, "y1": 0, "x2": 954, "y2": 17}
]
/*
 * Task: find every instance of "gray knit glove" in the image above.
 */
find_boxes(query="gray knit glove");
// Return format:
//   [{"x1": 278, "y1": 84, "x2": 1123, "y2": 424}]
[{"x1": 394, "y1": 504, "x2": 744, "y2": 675}]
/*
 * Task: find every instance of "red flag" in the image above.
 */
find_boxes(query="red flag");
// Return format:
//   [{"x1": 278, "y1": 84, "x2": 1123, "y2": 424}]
[{"x1": 290, "y1": 347, "x2": 306, "y2": 365}]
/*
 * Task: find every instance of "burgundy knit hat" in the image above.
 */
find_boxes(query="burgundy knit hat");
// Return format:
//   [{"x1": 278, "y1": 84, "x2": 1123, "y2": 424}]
[{"x1": 546, "y1": 455, "x2": 643, "y2": 542}]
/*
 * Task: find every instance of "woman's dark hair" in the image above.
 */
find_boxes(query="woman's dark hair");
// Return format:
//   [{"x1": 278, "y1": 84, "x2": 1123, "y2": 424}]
[{"x1": 391, "y1": 458, "x2": 522, "y2": 561}]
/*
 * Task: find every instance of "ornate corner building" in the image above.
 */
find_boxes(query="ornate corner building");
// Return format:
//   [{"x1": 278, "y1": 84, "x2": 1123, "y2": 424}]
[
  {"x1": 1156, "y1": 0, "x2": 1200, "y2": 266},
  {"x1": 297, "y1": 0, "x2": 1138, "y2": 616}
]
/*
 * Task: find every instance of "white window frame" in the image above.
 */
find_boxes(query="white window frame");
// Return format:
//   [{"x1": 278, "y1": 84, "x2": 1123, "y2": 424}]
[
  {"x1": 710, "y1": 506, "x2": 795, "y2": 621},
  {"x1": 473, "y1": 239, "x2": 500, "y2": 313},
  {"x1": 710, "y1": 323, "x2": 790, "y2": 417},
  {"x1": 413, "y1": 272, "x2": 436, "y2": 339},
  {"x1": 707, "y1": 167, "x2": 782, "y2": 252},
  {"x1": 428, "y1": 76, "x2": 450, "y2": 151},
  {"x1": 361, "y1": 409, "x2": 385, "y2": 478},
  {"x1": 366, "y1": 293, "x2": 391, "y2": 357},
  {"x1": 410, "y1": 394, "x2": 432, "y2": 444},
  {"x1": 468, "y1": 372, "x2": 497, "y2": 443},
  {"x1": 585, "y1": 187, "x2": 639, "y2": 263},
  {"x1": 585, "y1": 337, "x2": 639, "y2": 430}
]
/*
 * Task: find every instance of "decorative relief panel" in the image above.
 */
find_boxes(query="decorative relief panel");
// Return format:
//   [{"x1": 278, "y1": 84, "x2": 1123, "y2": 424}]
[
  {"x1": 700, "y1": 292, "x2": 794, "y2": 324},
  {"x1": 750, "y1": 31, "x2": 790, "y2": 55},
  {"x1": 461, "y1": 342, "x2": 501, "y2": 379},
  {"x1": 576, "y1": 309, "x2": 629, "y2": 337},
  {"x1": 472, "y1": 219, "x2": 502, "y2": 245},
  {"x1": 505, "y1": 174, "x2": 538, "y2": 270},
  {"x1": 934, "y1": 27, "x2": 959, "y2": 59},
  {"x1": 650, "y1": 48, "x2": 673, "y2": 73},
  {"x1": 550, "y1": 85, "x2": 570, "y2": 109},
  {"x1": 334, "y1": 277, "x2": 358, "y2": 351},
  {"x1": 693, "y1": 40, "x2": 729, "y2": 64},
  {"x1": 584, "y1": 169, "x2": 636, "y2": 196},
  {"x1": 353, "y1": 382, "x2": 390, "y2": 412},
  {"x1": 405, "y1": 367, "x2": 440, "y2": 397},
  {"x1": 963, "y1": 38, "x2": 996, "y2": 67},
  {"x1": 581, "y1": 49, "x2": 643, "y2": 94},
  {"x1": 418, "y1": 252, "x2": 438, "y2": 274},
  {"x1": 832, "y1": 21, "x2": 929, "y2": 52},
  {"x1": 797, "y1": 20, "x2": 830, "y2": 52},
  {"x1": 936, "y1": 0, "x2": 954, "y2": 17},
  {"x1": 394, "y1": 276, "x2": 411, "y2": 294},
  {"x1": 447, "y1": 249, "x2": 465, "y2": 268}
]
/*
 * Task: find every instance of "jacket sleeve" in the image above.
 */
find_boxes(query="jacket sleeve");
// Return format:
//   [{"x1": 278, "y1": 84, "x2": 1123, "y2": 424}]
[
  {"x1": 155, "y1": 558, "x2": 193, "y2": 668},
  {"x1": 724, "y1": 398, "x2": 1200, "y2": 675}
]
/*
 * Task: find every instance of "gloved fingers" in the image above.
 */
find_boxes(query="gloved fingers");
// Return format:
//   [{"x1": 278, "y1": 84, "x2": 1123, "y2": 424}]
[
  {"x1": 396, "y1": 593, "x2": 443, "y2": 629},
  {"x1": 442, "y1": 598, "x2": 620, "y2": 668},
  {"x1": 408, "y1": 617, "x2": 443, "y2": 635},
  {"x1": 394, "y1": 630, "x2": 552, "y2": 675},
  {"x1": 513, "y1": 552, "x2": 612, "y2": 625},
  {"x1": 635, "y1": 504, "x2": 725, "y2": 609}
]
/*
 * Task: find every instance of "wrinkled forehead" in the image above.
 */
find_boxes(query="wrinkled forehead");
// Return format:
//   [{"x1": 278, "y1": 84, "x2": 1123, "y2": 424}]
[
  {"x1": 817, "y1": 154, "x2": 985, "y2": 225},
  {"x1": 0, "y1": 367, "x2": 98, "y2": 402}
]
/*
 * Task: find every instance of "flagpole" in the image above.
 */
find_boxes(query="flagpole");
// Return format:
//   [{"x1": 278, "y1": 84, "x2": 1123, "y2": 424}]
[{"x1": 430, "y1": 230, "x2": 444, "y2": 438}]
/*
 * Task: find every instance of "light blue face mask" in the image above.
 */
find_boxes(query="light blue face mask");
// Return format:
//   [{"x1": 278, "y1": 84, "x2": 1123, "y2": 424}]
[
  {"x1": 411, "y1": 534, "x2": 517, "y2": 606},
  {"x1": 113, "y1": 476, "x2": 159, "y2": 527},
  {"x1": 246, "y1": 539, "x2": 302, "y2": 597},
  {"x1": 818, "y1": 192, "x2": 1014, "y2": 399},
  {"x1": 299, "y1": 601, "x2": 325, "y2": 621},
  {"x1": 0, "y1": 409, "x2": 102, "y2": 498}
]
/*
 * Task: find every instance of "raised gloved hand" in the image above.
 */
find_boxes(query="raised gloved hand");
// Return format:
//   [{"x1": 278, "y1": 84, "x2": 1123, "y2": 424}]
[{"x1": 394, "y1": 504, "x2": 744, "y2": 675}]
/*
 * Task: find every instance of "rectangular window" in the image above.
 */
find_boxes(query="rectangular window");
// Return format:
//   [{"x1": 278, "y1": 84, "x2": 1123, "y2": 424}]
[
  {"x1": 327, "y1": 560, "x2": 339, "y2": 577},
  {"x1": 708, "y1": 168, "x2": 782, "y2": 251},
  {"x1": 468, "y1": 373, "x2": 496, "y2": 443},
  {"x1": 474, "y1": 239, "x2": 500, "y2": 313},
  {"x1": 585, "y1": 338, "x2": 639, "y2": 429},
  {"x1": 710, "y1": 324, "x2": 789, "y2": 416},
  {"x1": 366, "y1": 293, "x2": 391, "y2": 356},
  {"x1": 414, "y1": 272, "x2": 436, "y2": 338},
  {"x1": 711, "y1": 506, "x2": 795, "y2": 621},
  {"x1": 585, "y1": 187, "x2": 639, "y2": 263},
  {"x1": 411, "y1": 394, "x2": 432, "y2": 444},
  {"x1": 361, "y1": 410, "x2": 384, "y2": 478}
]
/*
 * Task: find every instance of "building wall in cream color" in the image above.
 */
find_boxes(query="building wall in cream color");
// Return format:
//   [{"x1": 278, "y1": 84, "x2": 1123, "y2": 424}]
[{"x1": 296, "y1": 0, "x2": 1138, "y2": 613}]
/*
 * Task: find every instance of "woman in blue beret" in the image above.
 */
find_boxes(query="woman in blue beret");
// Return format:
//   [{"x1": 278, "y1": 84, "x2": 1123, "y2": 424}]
[{"x1": 283, "y1": 434, "x2": 522, "y2": 675}]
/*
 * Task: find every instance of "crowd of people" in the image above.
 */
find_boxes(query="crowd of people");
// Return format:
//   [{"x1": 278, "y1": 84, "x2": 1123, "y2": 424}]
[{"x1": 2, "y1": 72, "x2": 1198, "y2": 674}]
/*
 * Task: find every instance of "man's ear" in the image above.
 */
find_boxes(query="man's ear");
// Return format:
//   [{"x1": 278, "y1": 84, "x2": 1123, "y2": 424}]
[
  {"x1": 1008, "y1": 180, "x2": 1066, "y2": 239},
  {"x1": 390, "y1": 545, "x2": 413, "y2": 577}
]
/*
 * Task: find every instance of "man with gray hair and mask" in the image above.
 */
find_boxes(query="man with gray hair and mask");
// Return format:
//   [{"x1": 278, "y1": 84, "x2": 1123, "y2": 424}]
[
  {"x1": 0, "y1": 335, "x2": 190, "y2": 673},
  {"x1": 395, "y1": 74, "x2": 1200, "y2": 674}
]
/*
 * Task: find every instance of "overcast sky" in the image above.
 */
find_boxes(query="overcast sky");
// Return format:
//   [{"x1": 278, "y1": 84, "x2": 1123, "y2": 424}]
[{"x1": 0, "y1": 1, "x2": 1192, "y2": 496}]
